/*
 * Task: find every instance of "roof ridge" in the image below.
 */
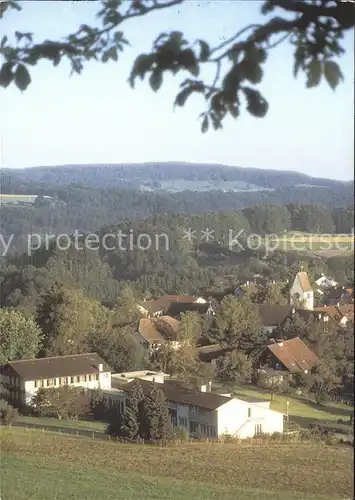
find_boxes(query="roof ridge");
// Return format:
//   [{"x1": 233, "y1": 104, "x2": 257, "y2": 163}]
[{"x1": 8, "y1": 352, "x2": 98, "y2": 364}]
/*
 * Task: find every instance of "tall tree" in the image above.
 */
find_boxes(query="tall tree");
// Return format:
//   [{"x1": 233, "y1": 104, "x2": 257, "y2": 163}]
[
  {"x1": 120, "y1": 379, "x2": 145, "y2": 440},
  {"x1": 216, "y1": 350, "x2": 253, "y2": 384},
  {"x1": 216, "y1": 295, "x2": 264, "y2": 349},
  {"x1": 142, "y1": 385, "x2": 173, "y2": 442},
  {"x1": 0, "y1": 308, "x2": 43, "y2": 362},
  {"x1": 36, "y1": 287, "x2": 108, "y2": 356},
  {"x1": 1, "y1": 1, "x2": 353, "y2": 131}
]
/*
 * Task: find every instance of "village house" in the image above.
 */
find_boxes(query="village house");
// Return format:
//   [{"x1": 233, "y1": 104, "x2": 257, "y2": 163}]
[
  {"x1": 136, "y1": 316, "x2": 181, "y2": 351},
  {"x1": 197, "y1": 344, "x2": 235, "y2": 366},
  {"x1": 0, "y1": 353, "x2": 111, "y2": 405},
  {"x1": 323, "y1": 286, "x2": 354, "y2": 306},
  {"x1": 315, "y1": 273, "x2": 338, "y2": 290},
  {"x1": 253, "y1": 337, "x2": 320, "y2": 386},
  {"x1": 256, "y1": 304, "x2": 339, "y2": 336},
  {"x1": 313, "y1": 306, "x2": 349, "y2": 328},
  {"x1": 137, "y1": 295, "x2": 207, "y2": 318},
  {"x1": 290, "y1": 271, "x2": 314, "y2": 310},
  {"x1": 101, "y1": 376, "x2": 284, "y2": 439}
]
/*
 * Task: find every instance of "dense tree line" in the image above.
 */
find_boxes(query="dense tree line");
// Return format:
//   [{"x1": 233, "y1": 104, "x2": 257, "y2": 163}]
[
  {"x1": 1, "y1": 195, "x2": 353, "y2": 255},
  {"x1": 1, "y1": 164, "x2": 353, "y2": 191}
]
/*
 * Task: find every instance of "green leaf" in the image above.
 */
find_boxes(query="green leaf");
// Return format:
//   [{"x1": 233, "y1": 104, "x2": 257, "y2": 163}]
[
  {"x1": 14, "y1": 63, "x2": 31, "y2": 91},
  {"x1": 101, "y1": 47, "x2": 118, "y2": 63},
  {"x1": 240, "y1": 59, "x2": 263, "y2": 84},
  {"x1": 222, "y1": 65, "x2": 240, "y2": 103},
  {"x1": 174, "y1": 87, "x2": 194, "y2": 107},
  {"x1": 179, "y1": 49, "x2": 199, "y2": 77},
  {"x1": 323, "y1": 60, "x2": 343, "y2": 91},
  {"x1": 242, "y1": 87, "x2": 268, "y2": 118},
  {"x1": 227, "y1": 103, "x2": 239, "y2": 119},
  {"x1": 198, "y1": 40, "x2": 210, "y2": 62},
  {"x1": 149, "y1": 69, "x2": 163, "y2": 92},
  {"x1": 201, "y1": 115, "x2": 209, "y2": 133},
  {"x1": 306, "y1": 59, "x2": 322, "y2": 88},
  {"x1": 0, "y1": 62, "x2": 14, "y2": 88}
]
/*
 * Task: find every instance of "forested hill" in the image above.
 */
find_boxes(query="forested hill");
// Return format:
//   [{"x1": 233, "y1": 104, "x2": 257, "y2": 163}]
[{"x1": 1, "y1": 162, "x2": 353, "y2": 191}]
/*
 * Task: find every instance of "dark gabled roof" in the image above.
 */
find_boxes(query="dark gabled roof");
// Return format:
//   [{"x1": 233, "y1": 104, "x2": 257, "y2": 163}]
[
  {"x1": 167, "y1": 302, "x2": 212, "y2": 317},
  {"x1": 2, "y1": 353, "x2": 111, "y2": 381},
  {"x1": 139, "y1": 295, "x2": 203, "y2": 314},
  {"x1": 265, "y1": 337, "x2": 319, "y2": 374},
  {"x1": 257, "y1": 304, "x2": 293, "y2": 327},
  {"x1": 123, "y1": 378, "x2": 233, "y2": 410},
  {"x1": 197, "y1": 344, "x2": 234, "y2": 362}
]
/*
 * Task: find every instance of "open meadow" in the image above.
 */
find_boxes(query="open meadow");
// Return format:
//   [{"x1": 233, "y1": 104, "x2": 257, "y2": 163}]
[
  {"x1": 258, "y1": 231, "x2": 354, "y2": 254},
  {"x1": 1, "y1": 428, "x2": 353, "y2": 500}
]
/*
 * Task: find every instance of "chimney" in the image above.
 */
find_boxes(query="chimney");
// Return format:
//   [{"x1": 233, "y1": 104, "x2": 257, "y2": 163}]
[
  {"x1": 200, "y1": 384, "x2": 207, "y2": 392},
  {"x1": 98, "y1": 363, "x2": 103, "y2": 372},
  {"x1": 292, "y1": 308, "x2": 295, "y2": 314}
]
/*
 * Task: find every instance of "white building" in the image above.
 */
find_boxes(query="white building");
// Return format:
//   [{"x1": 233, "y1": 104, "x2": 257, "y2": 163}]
[
  {"x1": 290, "y1": 271, "x2": 314, "y2": 310},
  {"x1": 0, "y1": 353, "x2": 111, "y2": 405},
  {"x1": 315, "y1": 274, "x2": 338, "y2": 290},
  {"x1": 102, "y1": 377, "x2": 284, "y2": 439}
]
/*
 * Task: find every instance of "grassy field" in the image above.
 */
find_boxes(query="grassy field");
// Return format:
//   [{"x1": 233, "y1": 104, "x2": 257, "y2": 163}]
[
  {"x1": 16, "y1": 415, "x2": 106, "y2": 432},
  {"x1": 257, "y1": 231, "x2": 354, "y2": 253},
  {"x1": 1, "y1": 428, "x2": 353, "y2": 499},
  {"x1": 215, "y1": 384, "x2": 353, "y2": 433}
]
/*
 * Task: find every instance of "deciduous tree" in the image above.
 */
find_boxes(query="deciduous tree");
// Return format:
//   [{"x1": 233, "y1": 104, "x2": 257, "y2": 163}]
[
  {"x1": 1, "y1": 1, "x2": 353, "y2": 131},
  {"x1": 0, "y1": 308, "x2": 43, "y2": 362}
]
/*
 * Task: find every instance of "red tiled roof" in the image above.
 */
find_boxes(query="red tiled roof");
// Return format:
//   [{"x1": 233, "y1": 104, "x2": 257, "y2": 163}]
[
  {"x1": 296, "y1": 272, "x2": 313, "y2": 293},
  {"x1": 266, "y1": 337, "x2": 319, "y2": 374},
  {"x1": 137, "y1": 316, "x2": 180, "y2": 343}
]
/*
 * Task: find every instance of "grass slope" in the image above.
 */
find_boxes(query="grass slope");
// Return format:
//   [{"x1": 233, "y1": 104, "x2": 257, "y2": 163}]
[{"x1": 1, "y1": 428, "x2": 353, "y2": 500}]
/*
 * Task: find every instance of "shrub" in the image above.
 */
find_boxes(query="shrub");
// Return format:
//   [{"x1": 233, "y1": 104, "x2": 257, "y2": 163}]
[
  {"x1": 0, "y1": 399, "x2": 19, "y2": 425},
  {"x1": 172, "y1": 426, "x2": 189, "y2": 442}
]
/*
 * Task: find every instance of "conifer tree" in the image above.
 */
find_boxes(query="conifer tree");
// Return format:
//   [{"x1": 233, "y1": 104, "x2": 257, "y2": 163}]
[
  {"x1": 142, "y1": 385, "x2": 173, "y2": 443},
  {"x1": 120, "y1": 380, "x2": 144, "y2": 440}
]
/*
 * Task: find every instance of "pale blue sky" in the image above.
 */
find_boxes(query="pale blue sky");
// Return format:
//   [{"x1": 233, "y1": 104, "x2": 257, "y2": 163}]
[{"x1": 0, "y1": 1, "x2": 354, "y2": 180}]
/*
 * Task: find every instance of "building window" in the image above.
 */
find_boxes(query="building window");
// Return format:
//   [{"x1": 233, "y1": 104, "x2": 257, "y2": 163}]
[
  {"x1": 248, "y1": 408, "x2": 251, "y2": 418},
  {"x1": 95, "y1": 374, "x2": 99, "y2": 381},
  {"x1": 179, "y1": 417, "x2": 187, "y2": 428},
  {"x1": 40, "y1": 380, "x2": 44, "y2": 388},
  {"x1": 255, "y1": 424, "x2": 262, "y2": 435},
  {"x1": 120, "y1": 401, "x2": 124, "y2": 413},
  {"x1": 34, "y1": 380, "x2": 38, "y2": 388},
  {"x1": 189, "y1": 421, "x2": 198, "y2": 433},
  {"x1": 53, "y1": 378, "x2": 57, "y2": 386},
  {"x1": 88, "y1": 375, "x2": 92, "y2": 382},
  {"x1": 70, "y1": 376, "x2": 74, "y2": 384},
  {"x1": 84, "y1": 375, "x2": 88, "y2": 382}
]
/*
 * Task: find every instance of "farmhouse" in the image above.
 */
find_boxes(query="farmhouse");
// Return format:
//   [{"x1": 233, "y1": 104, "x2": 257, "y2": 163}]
[
  {"x1": 137, "y1": 295, "x2": 207, "y2": 317},
  {"x1": 0, "y1": 353, "x2": 111, "y2": 405},
  {"x1": 197, "y1": 344, "x2": 234, "y2": 366},
  {"x1": 253, "y1": 337, "x2": 319, "y2": 380},
  {"x1": 101, "y1": 377, "x2": 284, "y2": 439},
  {"x1": 136, "y1": 316, "x2": 180, "y2": 351},
  {"x1": 323, "y1": 287, "x2": 354, "y2": 306}
]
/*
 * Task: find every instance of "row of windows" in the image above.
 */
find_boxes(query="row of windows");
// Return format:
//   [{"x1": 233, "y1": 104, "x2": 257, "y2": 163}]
[
  {"x1": 34, "y1": 374, "x2": 99, "y2": 388},
  {"x1": 189, "y1": 421, "x2": 217, "y2": 437}
]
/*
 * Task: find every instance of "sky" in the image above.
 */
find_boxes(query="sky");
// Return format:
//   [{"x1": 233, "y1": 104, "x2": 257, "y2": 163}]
[{"x1": 0, "y1": 0, "x2": 354, "y2": 180}]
